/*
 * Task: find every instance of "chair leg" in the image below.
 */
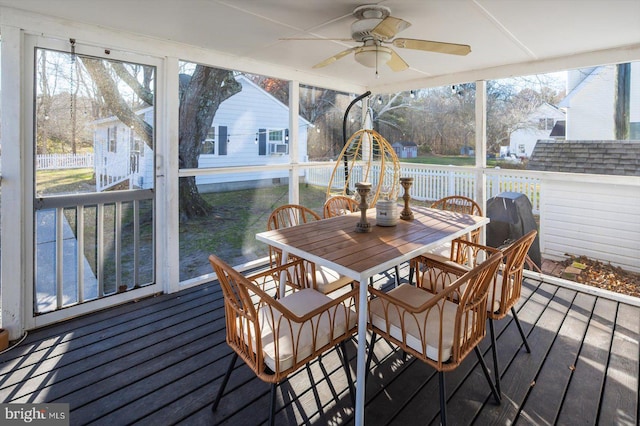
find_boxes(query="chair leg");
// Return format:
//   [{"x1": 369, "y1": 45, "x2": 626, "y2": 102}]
[
  {"x1": 394, "y1": 265, "x2": 401, "y2": 287},
  {"x1": 366, "y1": 332, "x2": 377, "y2": 371},
  {"x1": 212, "y1": 352, "x2": 238, "y2": 412},
  {"x1": 488, "y1": 318, "x2": 501, "y2": 397},
  {"x1": 512, "y1": 307, "x2": 531, "y2": 353},
  {"x1": 338, "y1": 341, "x2": 356, "y2": 408},
  {"x1": 408, "y1": 263, "x2": 415, "y2": 285},
  {"x1": 438, "y1": 371, "x2": 448, "y2": 426},
  {"x1": 268, "y1": 382, "x2": 277, "y2": 426},
  {"x1": 474, "y1": 346, "x2": 501, "y2": 404}
]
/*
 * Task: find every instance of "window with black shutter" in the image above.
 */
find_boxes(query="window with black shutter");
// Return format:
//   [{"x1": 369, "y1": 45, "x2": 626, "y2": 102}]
[
  {"x1": 258, "y1": 128, "x2": 266, "y2": 155},
  {"x1": 218, "y1": 126, "x2": 227, "y2": 155}
]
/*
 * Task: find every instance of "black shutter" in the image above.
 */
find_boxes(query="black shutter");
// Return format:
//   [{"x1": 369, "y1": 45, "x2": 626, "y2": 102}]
[
  {"x1": 285, "y1": 128, "x2": 289, "y2": 145},
  {"x1": 218, "y1": 126, "x2": 227, "y2": 156},
  {"x1": 258, "y1": 128, "x2": 266, "y2": 156}
]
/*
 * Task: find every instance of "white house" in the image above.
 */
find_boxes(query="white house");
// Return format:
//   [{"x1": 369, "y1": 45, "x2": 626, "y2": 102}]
[
  {"x1": 559, "y1": 64, "x2": 640, "y2": 140},
  {"x1": 92, "y1": 108, "x2": 155, "y2": 191},
  {"x1": 92, "y1": 75, "x2": 312, "y2": 192},
  {"x1": 196, "y1": 75, "x2": 311, "y2": 192},
  {"x1": 508, "y1": 102, "x2": 565, "y2": 158}
]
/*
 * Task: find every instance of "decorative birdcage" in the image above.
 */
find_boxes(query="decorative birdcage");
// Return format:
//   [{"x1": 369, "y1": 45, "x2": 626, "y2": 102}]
[{"x1": 326, "y1": 129, "x2": 401, "y2": 206}]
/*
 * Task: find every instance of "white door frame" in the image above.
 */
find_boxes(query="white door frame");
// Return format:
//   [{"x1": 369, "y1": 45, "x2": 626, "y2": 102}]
[{"x1": 14, "y1": 34, "x2": 166, "y2": 331}]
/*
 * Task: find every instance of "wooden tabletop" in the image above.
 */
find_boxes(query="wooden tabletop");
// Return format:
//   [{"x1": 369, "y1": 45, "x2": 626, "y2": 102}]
[{"x1": 256, "y1": 205, "x2": 489, "y2": 281}]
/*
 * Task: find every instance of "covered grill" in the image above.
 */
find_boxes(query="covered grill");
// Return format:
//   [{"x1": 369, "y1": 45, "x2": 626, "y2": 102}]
[{"x1": 486, "y1": 192, "x2": 541, "y2": 268}]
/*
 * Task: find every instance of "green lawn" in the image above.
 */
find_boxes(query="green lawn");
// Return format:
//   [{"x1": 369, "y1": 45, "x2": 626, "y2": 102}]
[
  {"x1": 401, "y1": 155, "x2": 524, "y2": 169},
  {"x1": 36, "y1": 168, "x2": 96, "y2": 195}
]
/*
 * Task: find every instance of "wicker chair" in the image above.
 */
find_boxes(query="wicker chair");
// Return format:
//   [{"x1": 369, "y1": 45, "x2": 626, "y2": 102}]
[
  {"x1": 408, "y1": 195, "x2": 483, "y2": 284},
  {"x1": 367, "y1": 251, "x2": 503, "y2": 425},
  {"x1": 267, "y1": 204, "x2": 355, "y2": 295},
  {"x1": 209, "y1": 254, "x2": 358, "y2": 426},
  {"x1": 412, "y1": 230, "x2": 538, "y2": 397},
  {"x1": 323, "y1": 195, "x2": 359, "y2": 219}
]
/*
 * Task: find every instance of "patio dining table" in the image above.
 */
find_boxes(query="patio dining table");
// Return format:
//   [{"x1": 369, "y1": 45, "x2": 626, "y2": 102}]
[{"x1": 256, "y1": 205, "x2": 489, "y2": 425}]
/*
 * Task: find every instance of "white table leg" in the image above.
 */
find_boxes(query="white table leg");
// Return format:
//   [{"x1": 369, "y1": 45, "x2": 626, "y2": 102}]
[
  {"x1": 354, "y1": 276, "x2": 369, "y2": 426},
  {"x1": 279, "y1": 249, "x2": 290, "y2": 298}
]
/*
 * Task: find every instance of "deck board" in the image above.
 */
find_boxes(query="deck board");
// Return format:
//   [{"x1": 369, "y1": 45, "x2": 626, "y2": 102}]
[{"x1": 0, "y1": 265, "x2": 638, "y2": 426}]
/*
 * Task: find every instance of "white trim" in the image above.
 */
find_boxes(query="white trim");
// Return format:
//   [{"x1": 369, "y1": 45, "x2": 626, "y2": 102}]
[
  {"x1": 31, "y1": 286, "x2": 162, "y2": 329},
  {"x1": 163, "y1": 57, "x2": 181, "y2": 294},
  {"x1": 526, "y1": 270, "x2": 640, "y2": 308},
  {"x1": 373, "y1": 43, "x2": 640, "y2": 94},
  {"x1": 289, "y1": 81, "x2": 300, "y2": 205},
  {"x1": 17, "y1": 34, "x2": 165, "y2": 330},
  {"x1": 0, "y1": 25, "x2": 26, "y2": 340}
]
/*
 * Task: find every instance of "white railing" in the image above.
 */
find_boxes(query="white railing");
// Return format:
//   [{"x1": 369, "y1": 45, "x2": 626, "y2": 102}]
[
  {"x1": 36, "y1": 153, "x2": 94, "y2": 169},
  {"x1": 305, "y1": 163, "x2": 541, "y2": 213}
]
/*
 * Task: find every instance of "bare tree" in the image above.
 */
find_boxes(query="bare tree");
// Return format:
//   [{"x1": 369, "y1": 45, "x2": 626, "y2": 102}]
[
  {"x1": 177, "y1": 67, "x2": 241, "y2": 220},
  {"x1": 615, "y1": 63, "x2": 631, "y2": 140}
]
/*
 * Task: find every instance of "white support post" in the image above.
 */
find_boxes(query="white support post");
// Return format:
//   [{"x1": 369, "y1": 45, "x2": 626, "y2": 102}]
[
  {"x1": 475, "y1": 80, "x2": 488, "y2": 244},
  {"x1": 0, "y1": 25, "x2": 27, "y2": 339},
  {"x1": 288, "y1": 81, "x2": 300, "y2": 205},
  {"x1": 161, "y1": 57, "x2": 180, "y2": 293}
]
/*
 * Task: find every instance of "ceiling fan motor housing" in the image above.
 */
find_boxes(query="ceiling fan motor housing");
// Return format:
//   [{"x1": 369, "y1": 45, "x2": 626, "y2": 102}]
[{"x1": 351, "y1": 5, "x2": 391, "y2": 41}]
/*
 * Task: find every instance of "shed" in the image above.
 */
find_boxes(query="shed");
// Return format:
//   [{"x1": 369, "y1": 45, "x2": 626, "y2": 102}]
[{"x1": 391, "y1": 141, "x2": 418, "y2": 159}]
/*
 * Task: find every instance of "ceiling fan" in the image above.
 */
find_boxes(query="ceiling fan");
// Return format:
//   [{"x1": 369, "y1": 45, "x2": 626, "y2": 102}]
[{"x1": 283, "y1": 4, "x2": 471, "y2": 72}]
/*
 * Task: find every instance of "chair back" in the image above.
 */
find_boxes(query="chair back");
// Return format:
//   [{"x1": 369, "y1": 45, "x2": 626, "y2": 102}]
[
  {"x1": 431, "y1": 195, "x2": 482, "y2": 216},
  {"x1": 267, "y1": 204, "x2": 321, "y2": 272},
  {"x1": 267, "y1": 204, "x2": 321, "y2": 230},
  {"x1": 323, "y1": 195, "x2": 359, "y2": 218},
  {"x1": 208, "y1": 254, "x2": 264, "y2": 378},
  {"x1": 432, "y1": 195, "x2": 482, "y2": 244},
  {"x1": 451, "y1": 252, "x2": 503, "y2": 364},
  {"x1": 489, "y1": 229, "x2": 538, "y2": 319}
]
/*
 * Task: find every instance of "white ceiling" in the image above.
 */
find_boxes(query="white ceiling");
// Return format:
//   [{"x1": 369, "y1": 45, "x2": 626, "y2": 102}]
[{"x1": 2, "y1": 0, "x2": 640, "y2": 92}]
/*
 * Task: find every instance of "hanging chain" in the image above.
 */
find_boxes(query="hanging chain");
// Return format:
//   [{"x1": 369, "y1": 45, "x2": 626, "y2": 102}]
[{"x1": 69, "y1": 39, "x2": 76, "y2": 122}]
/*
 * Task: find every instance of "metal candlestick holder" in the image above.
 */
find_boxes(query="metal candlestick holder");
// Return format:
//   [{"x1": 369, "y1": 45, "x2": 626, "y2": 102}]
[
  {"x1": 355, "y1": 182, "x2": 372, "y2": 233},
  {"x1": 400, "y1": 177, "x2": 414, "y2": 221}
]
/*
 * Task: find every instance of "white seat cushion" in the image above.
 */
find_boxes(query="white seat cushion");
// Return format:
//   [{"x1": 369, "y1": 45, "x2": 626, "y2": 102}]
[
  {"x1": 369, "y1": 284, "x2": 459, "y2": 362},
  {"x1": 421, "y1": 243, "x2": 453, "y2": 263},
  {"x1": 488, "y1": 271, "x2": 513, "y2": 314},
  {"x1": 309, "y1": 266, "x2": 354, "y2": 294},
  {"x1": 249, "y1": 288, "x2": 356, "y2": 372}
]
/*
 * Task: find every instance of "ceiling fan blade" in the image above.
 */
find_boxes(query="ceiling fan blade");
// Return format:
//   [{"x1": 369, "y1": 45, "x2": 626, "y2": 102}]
[
  {"x1": 371, "y1": 16, "x2": 411, "y2": 40},
  {"x1": 279, "y1": 37, "x2": 354, "y2": 42},
  {"x1": 312, "y1": 47, "x2": 357, "y2": 69},
  {"x1": 393, "y1": 38, "x2": 471, "y2": 56},
  {"x1": 387, "y1": 48, "x2": 409, "y2": 72}
]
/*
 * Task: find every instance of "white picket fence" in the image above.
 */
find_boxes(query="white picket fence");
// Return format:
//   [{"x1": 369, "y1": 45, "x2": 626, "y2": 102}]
[
  {"x1": 305, "y1": 163, "x2": 541, "y2": 213},
  {"x1": 36, "y1": 153, "x2": 94, "y2": 169}
]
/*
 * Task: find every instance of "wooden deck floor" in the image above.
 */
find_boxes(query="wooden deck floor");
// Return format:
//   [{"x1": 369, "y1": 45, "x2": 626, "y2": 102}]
[{"x1": 0, "y1": 266, "x2": 638, "y2": 425}]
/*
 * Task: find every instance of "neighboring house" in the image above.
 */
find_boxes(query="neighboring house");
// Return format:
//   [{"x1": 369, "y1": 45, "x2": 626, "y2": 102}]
[
  {"x1": 528, "y1": 140, "x2": 640, "y2": 176},
  {"x1": 92, "y1": 75, "x2": 311, "y2": 192},
  {"x1": 93, "y1": 108, "x2": 155, "y2": 191},
  {"x1": 559, "y1": 64, "x2": 640, "y2": 140},
  {"x1": 196, "y1": 75, "x2": 311, "y2": 192},
  {"x1": 508, "y1": 102, "x2": 565, "y2": 158},
  {"x1": 391, "y1": 141, "x2": 418, "y2": 158}
]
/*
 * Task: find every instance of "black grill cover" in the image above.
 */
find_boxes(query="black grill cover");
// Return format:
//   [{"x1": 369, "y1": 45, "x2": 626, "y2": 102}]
[{"x1": 486, "y1": 192, "x2": 541, "y2": 268}]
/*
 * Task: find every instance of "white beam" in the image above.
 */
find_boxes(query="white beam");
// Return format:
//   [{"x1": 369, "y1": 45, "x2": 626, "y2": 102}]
[
  {"x1": 371, "y1": 43, "x2": 640, "y2": 94},
  {"x1": 0, "y1": 25, "x2": 26, "y2": 339}
]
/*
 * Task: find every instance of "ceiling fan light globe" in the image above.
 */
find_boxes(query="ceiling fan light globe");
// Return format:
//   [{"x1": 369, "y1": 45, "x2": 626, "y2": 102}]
[{"x1": 354, "y1": 46, "x2": 392, "y2": 68}]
